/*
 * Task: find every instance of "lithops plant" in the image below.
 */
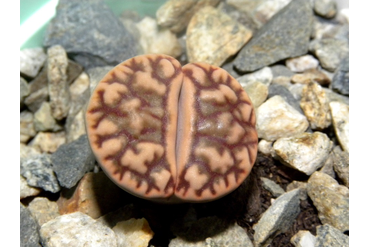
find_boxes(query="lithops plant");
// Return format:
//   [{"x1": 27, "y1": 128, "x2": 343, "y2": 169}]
[{"x1": 85, "y1": 54, "x2": 258, "y2": 203}]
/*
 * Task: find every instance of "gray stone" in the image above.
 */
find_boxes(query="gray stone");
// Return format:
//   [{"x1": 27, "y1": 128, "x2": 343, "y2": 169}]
[
  {"x1": 260, "y1": 177, "x2": 285, "y2": 197},
  {"x1": 236, "y1": 67, "x2": 273, "y2": 86},
  {"x1": 286, "y1": 55, "x2": 319, "y2": 73},
  {"x1": 307, "y1": 172, "x2": 349, "y2": 232},
  {"x1": 309, "y1": 38, "x2": 349, "y2": 72},
  {"x1": 20, "y1": 203, "x2": 41, "y2": 247},
  {"x1": 256, "y1": 95, "x2": 309, "y2": 141},
  {"x1": 28, "y1": 197, "x2": 60, "y2": 228},
  {"x1": 20, "y1": 77, "x2": 30, "y2": 107},
  {"x1": 273, "y1": 132, "x2": 332, "y2": 175},
  {"x1": 186, "y1": 6, "x2": 252, "y2": 66},
  {"x1": 86, "y1": 66, "x2": 114, "y2": 94},
  {"x1": 311, "y1": 16, "x2": 348, "y2": 40},
  {"x1": 40, "y1": 212, "x2": 117, "y2": 247},
  {"x1": 20, "y1": 143, "x2": 41, "y2": 163},
  {"x1": 20, "y1": 47, "x2": 47, "y2": 78},
  {"x1": 315, "y1": 224, "x2": 349, "y2": 247},
  {"x1": 44, "y1": 0, "x2": 138, "y2": 69},
  {"x1": 331, "y1": 56, "x2": 349, "y2": 95},
  {"x1": 20, "y1": 175, "x2": 41, "y2": 199},
  {"x1": 20, "y1": 111, "x2": 37, "y2": 143},
  {"x1": 33, "y1": 102, "x2": 63, "y2": 132},
  {"x1": 51, "y1": 134, "x2": 96, "y2": 188},
  {"x1": 270, "y1": 64, "x2": 295, "y2": 78},
  {"x1": 332, "y1": 146, "x2": 349, "y2": 187},
  {"x1": 240, "y1": 81, "x2": 268, "y2": 108},
  {"x1": 21, "y1": 154, "x2": 61, "y2": 193},
  {"x1": 290, "y1": 230, "x2": 316, "y2": 247},
  {"x1": 233, "y1": 0, "x2": 313, "y2": 72},
  {"x1": 268, "y1": 84, "x2": 303, "y2": 114},
  {"x1": 47, "y1": 45, "x2": 70, "y2": 120},
  {"x1": 29, "y1": 131, "x2": 66, "y2": 153},
  {"x1": 314, "y1": 0, "x2": 337, "y2": 19},
  {"x1": 329, "y1": 101, "x2": 349, "y2": 152},
  {"x1": 324, "y1": 88, "x2": 349, "y2": 105},
  {"x1": 253, "y1": 189, "x2": 301, "y2": 246}
]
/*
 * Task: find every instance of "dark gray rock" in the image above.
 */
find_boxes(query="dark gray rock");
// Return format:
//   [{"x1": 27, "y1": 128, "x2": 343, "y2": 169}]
[
  {"x1": 315, "y1": 224, "x2": 349, "y2": 247},
  {"x1": 268, "y1": 84, "x2": 303, "y2": 114},
  {"x1": 21, "y1": 154, "x2": 61, "y2": 193},
  {"x1": 331, "y1": 56, "x2": 349, "y2": 95},
  {"x1": 270, "y1": 64, "x2": 295, "y2": 78},
  {"x1": 43, "y1": 0, "x2": 139, "y2": 69},
  {"x1": 233, "y1": 0, "x2": 313, "y2": 72},
  {"x1": 51, "y1": 134, "x2": 96, "y2": 188},
  {"x1": 332, "y1": 146, "x2": 349, "y2": 187},
  {"x1": 20, "y1": 204, "x2": 41, "y2": 247}
]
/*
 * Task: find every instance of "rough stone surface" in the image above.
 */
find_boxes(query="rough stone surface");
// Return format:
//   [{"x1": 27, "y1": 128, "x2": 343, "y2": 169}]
[
  {"x1": 286, "y1": 55, "x2": 319, "y2": 73},
  {"x1": 291, "y1": 68, "x2": 331, "y2": 86},
  {"x1": 39, "y1": 212, "x2": 117, "y2": 247},
  {"x1": 156, "y1": 0, "x2": 221, "y2": 33},
  {"x1": 331, "y1": 55, "x2": 349, "y2": 95},
  {"x1": 20, "y1": 111, "x2": 36, "y2": 143},
  {"x1": 332, "y1": 146, "x2": 349, "y2": 187},
  {"x1": 315, "y1": 224, "x2": 349, "y2": 247},
  {"x1": 314, "y1": 0, "x2": 337, "y2": 19},
  {"x1": 300, "y1": 82, "x2": 331, "y2": 130},
  {"x1": 240, "y1": 81, "x2": 268, "y2": 108},
  {"x1": 290, "y1": 230, "x2": 316, "y2": 247},
  {"x1": 329, "y1": 101, "x2": 349, "y2": 152},
  {"x1": 20, "y1": 154, "x2": 61, "y2": 193},
  {"x1": 233, "y1": 0, "x2": 313, "y2": 72},
  {"x1": 237, "y1": 67, "x2": 273, "y2": 86},
  {"x1": 20, "y1": 143, "x2": 42, "y2": 163},
  {"x1": 268, "y1": 84, "x2": 303, "y2": 114},
  {"x1": 47, "y1": 45, "x2": 70, "y2": 120},
  {"x1": 51, "y1": 134, "x2": 96, "y2": 188},
  {"x1": 253, "y1": 189, "x2": 301, "y2": 247},
  {"x1": 273, "y1": 132, "x2": 332, "y2": 176},
  {"x1": 44, "y1": 0, "x2": 138, "y2": 69},
  {"x1": 28, "y1": 197, "x2": 60, "y2": 228},
  {"x1": 307, "y1": 172, "x2": 349, "y2": 232},
  {"x1": 113, "y1": 218, "x2": 154, "y2": 247},
  {"x1": 20, "y1": 47, "x2": 47, "y2": 78},
  {"x1": 271, "y1": 64, "x2": 295, "y2": 78},
  {"x1": 29, "y1": 131, "x2": 66, "y2": 153},
  {"x1": 260, "y1": 177, "x2": 285, "y2": 197},
  {"x1": 20, "y1": 77, "x2": 30, "y2": 107},
  {"x1": 20, "y1": 203, "x2": 41, "y2": 247},
  {"x1": 33, "y1": 102, "x2": 63, "y2": 132},
  {"x1": 256, "y1": 95, "x2": 309, "y2": 141},
  {"x1": 20, "y1": 175, "x2": 42, "y2": 199},
  {"x1": 186, "y1": 6, "x2": 252, "y2": 66},
  {"x1": 66, "y1": 108, "x2": 87, "y2": 143}
]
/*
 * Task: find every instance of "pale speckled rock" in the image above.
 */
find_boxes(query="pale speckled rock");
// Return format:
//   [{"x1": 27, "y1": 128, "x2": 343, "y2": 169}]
[
  {"x1": 329, "y1": 101, "x2": 349, "y2": 152},
  {"x1": 29, "y1": 131, "x2": 66, "y2": 153},
  {"x1": 314, "y1": 0, "x2": 337, "y2": 19},
  {"x1": 260, "y1": 177, "x2": 285, "y2": 197},
  {"x1": 20, "y1": 143, "x2": 42, "y2": 163},
  {"x1": 253, "y1": 189, "x2": 301, "y2": 247},
  {"x1": 332, "y1": 146, "x2": 349, "y2": 187},
  {"x1": 28, "y1": 197, "x2": 60, "y2": 228},
  {"x1": 86, "y1": 66, "x2": 114, "y2": 94},
  {"x1": 40, "y1": 212, "x2": 117, "y2": 247},
  {"x1": 290, "y1": 230, "x2": 316, "y2": 247},
  {"x1": 315, "y1": 224, "x2": 349, "y2": 247},
  {"x1": 34, "y1": 102, "x2": 63, "y2": 132},
  {"x1": 300, "y1": 82, "x2": 331, "y2": 130},
  {"x1": 20, "y1": 175, "x2": 42, "y2": 199},
  {"x1": 256, "y1": 95, "x2": 309, "y2": 141},
  {"x1": 258, "y1": 139, "x2": 275, "y2": 157},
  {"x1": 113, "y1": 218, "x2": 154, "y2": 247},
  {"x1": 20, "y1": 203, "x2": 41, "y2": 247},
  {"x1": 20, "y1": 47, "x2": 47, "y2": 78},
  {"x1": 136, "y1": 17, "x2": 182, "y2": 58},
  {"x1": 291, "y1": 68, "x2": 331, "y2": 86},
  {"x1": 156, "y1": 0, "x2": 221, "y2": 33},
  {"x1": 273, "y1": 132, "x2": 331, "y2": 175},
  {"x1": 307, "y1": 172, "x2": 349, "y2": 232},
  {"x1": 237, "y1": 67, "x2": 273, "y2": 86},
  {"x1": 286, "y1": 181, "x2": 307, "y2": 201},
  {"x1": 47, "y1": 45, "x2": 71, "y2": 120},
  {"x1": 286, "y1": 55, "x2": 319, "y2": 73},
  {"x1": 20, "y1": 77, "x2": 30, "y2": 107},
  {"x1": 186, "y1": 6, "x2": 252, "y2": 66},
  {"x1": 240, "y1": 81, "x2": 268, "y2": 108},
  {"x1": 20, "y1": 111, "x2": 37, "y2": 143},
  {"x1": 66, "y1": 108, "x2": 86, "y2": 143},
  {"x1": 252, "y1": 0, "x2": 293, "y2": 28}
]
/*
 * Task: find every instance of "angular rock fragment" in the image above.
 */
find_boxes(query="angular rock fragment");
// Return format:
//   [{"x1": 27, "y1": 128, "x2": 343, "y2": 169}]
[
  {"x1": 20, "y1": 111, "x2": 37, "y2": 143},
  {"x1": 315, "y1": 224, "x2": 349, "y2": 247},
  {"x1": 33, "y1": 102, "x2": 63, "y2": 132},
  {"x1": 20, "y1": 47, "x2": 47, "y2": 78},
  {"x1": 286, "y1": 54, "x2": 319, "y2": 73},
  {"x1": 329, "y1": 101, "x2": 349, "y2": 152},
  {"x1": 331, "y1": 56, "x2": 349, "y2": 95},
  {"x1": 113, "y1": 218, "x2": 154, "y2": 247},
  {"x1": 20, "y1": 203, "x2": 41, "y2": 247},
  {"x1": 29, "y1": 131, "x2": 66, "y2": 153},
  {"x1": 28, "y1": 197, "x2": 60, "y2": 228}
]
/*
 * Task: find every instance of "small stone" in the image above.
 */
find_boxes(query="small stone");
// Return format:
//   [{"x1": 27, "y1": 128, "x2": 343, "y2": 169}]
[
  {"x1": 329, "y1": 101, "x2": 349, "y2": 152},
  {"x1": 156, "y1": 0, "x2": 221, "y2": 33},
  {"x1": 268, "y1": 84, "x2": 303, "y2": 114},
  {"x1": 258, "y1": 139, "x2": 275, "y2": 157},
  {"x1": 237, "y1": 67, "x2": 273, "y2": 86},
  {"x1": 57, "y1": 172, "x2": 130, "y2": 219},
  {"x1": 311, "y1": 16, "x2": 348, "y2": 40},
  {"x1": 332, "y1": 146, "x2": 349, "y2": 187},
  {"x1": 234, "y1": 0, "x2": 313, "y2": 72},
  {"x1": 273, "y1": 132, "x2": 331, "y2": 175},
  {"x1": 47, "y1": 45, "x2": 71, "y2": 120},
  {"x1": 20, "y1": 143, "x2": 41, "y2": 163},
  {"x1": 286, "y1": 181, "x2": 307, "y2": 201},
  {"x1": 290, "y1": 230, "x2": 316, "y2": 247},
  {"x1": 113, "y1": 218, "x2": 154, "y2": 247},
  {"x1": 260, "y1": 177, "x2": 285, "y2": 197},
  {"x1": 331, "y1": 56, "x2": 349, "y2": 95},
  {"x1": 324, "y1": 88, "x2": 349, "y2": 105},
  {"x1": 315, "y1": 224, "x2": 349, "y2": 247},
  {"x1": 286, "y1": 55, "x2": 319, "y2": 73},
  {"x1": 309, "y1": 38, "x2": 349, "y2": 72},
  {"x1": 66, "y1": 108, "x2": 87, "y2": 143},
  {"x1": 28, "y1": 197, "x2": 60, "y2": 228},
  {"x1": 256, "y1": 95, "x2": 309, "y2": 141},
  {"x1": 240, "y1": 81, "x2": 268, "y2": 108},
  {"x1": 20, "y1": 154, "x2": 61, "y2": 193},
  {"x1": 20, "y1": 175, "x2": 41, "y2": 199},
  {"x1": 40, "y1": 212, "x2": 117, "y2": 247},
  {"x1": 271, "y1": 64, "x2": 295, "y2": 78},
  {"x1": 51, "y1": 135, "x2": 96, "y2": 188},
  {"x1": 314, "y1": 0, "x2": 337, "y2": 19},
  {"x1": 86, "y1": 66, "x2": 114, "y2": 94},
  {"x1": 29, "y1": 131, "x2": 66, "y2": 153},
  {"x1": 24, "y1": 87, "x2": 49, "y2": 113},
  {"x1": 20, "y1": 47, "x2": 47, "y2": 78},
  {"x1": 307, "y1": 172, "x2": 349, "y2": 232},
  {"x1": 253, "y1": 189, "x2": 301, "y2": 247},
  {"x1": 300, "y1": 82, "x2": 331, "y2": 130},
  {"x1": 136, "y1": 17, "x2": 182, "y2": 58},
  {"x1": 20, "y1": 203, "x2": 41, "y2": 247},
  {"x1": 33, "y1": 102, "x2": 63, "y2": 132},
  {"x1": 291, "y1": 68, "x2": 331, "y2": 86},
  {"x1": 186, "y1": 6, "x2": 252, "y2": 66},
  {"x1": 20, "y1": 77, "x2": 30, "y2": 107},
  {"x1": 20, "y1": 111, "x2": 36, "y2": 143}
]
